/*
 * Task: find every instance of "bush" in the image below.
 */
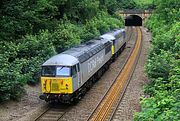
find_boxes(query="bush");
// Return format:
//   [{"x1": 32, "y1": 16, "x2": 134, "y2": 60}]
[
  {"x1": 0, "y1": 57, "x2": 27, "y2": 102},
  {"x1": 51, "y1": 22, "x2": 81, "y2": 53},
  {"x1": 146, "y1": 50, "x2": 173, "y2": 81},
  {"x1": 81, "y1": 12, "x2": 123, "y2": 42},
  {"x1": 0, "y1": 30, "x2": 56, "y2": 101}
]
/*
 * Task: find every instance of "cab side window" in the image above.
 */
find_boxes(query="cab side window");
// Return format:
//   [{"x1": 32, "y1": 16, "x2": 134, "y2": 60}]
[
  {"x1": 72, "y1": 65, "x2": 77, "y2": 76},
  {"x1": 77, "y1": 64, "x2": 80, "y2": 72},
  {"x1": 105, "y1": 45, "x2": 111, "y2": 54}
]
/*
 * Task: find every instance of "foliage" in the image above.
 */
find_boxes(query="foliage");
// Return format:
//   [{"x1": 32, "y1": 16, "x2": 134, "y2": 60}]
[
  {"x1": 0, "y1": 0, "x2": 58, "y2": 42},
  {"x1": 51, "y1": 22, "x2": 81, "y2": 53},
  {"x1": 81, "y1": 12, "x2": 123, "y2": 42},
  {"x1": 52, "y1": 0, "x2": 100, "y2": 23},
  {"x1": 146, "y1": 50, "x2": 173, "y2": 82},
  {"x1": 134, "y1": 0, "x2": 180, "y2": 120},
  {"x1": 107, "y1": 0, "x2": 119, "y2": 14},
  {"x1": 133, "y1": 0, "x2": 155, "y2": 9},
  {"x1": 117, "y1": 0, "x2": 137, "y2": 9}
]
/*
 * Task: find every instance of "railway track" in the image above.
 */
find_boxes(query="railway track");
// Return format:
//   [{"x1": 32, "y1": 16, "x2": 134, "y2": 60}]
[
  {"x1": 87, "y1": 27, "x2": 142, "y2": 121},
  {"x1": 33, "y1": 27, "x2": 137, "y2": 121},
  {"x1": 34, "y1": 104, "x2": 70, "y2": 121}
]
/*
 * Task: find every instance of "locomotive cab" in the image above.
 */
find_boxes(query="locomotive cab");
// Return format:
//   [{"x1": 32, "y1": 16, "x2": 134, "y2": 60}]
[
  {"x1": 100, "y1": 29, "x2": 126, "y2": 57},
  {"x1": 39, "y1": 54, "x2": 81, "y2": 102},
  {"x1": 41, "y1": 64, "x2": 80, "y2": 93}
]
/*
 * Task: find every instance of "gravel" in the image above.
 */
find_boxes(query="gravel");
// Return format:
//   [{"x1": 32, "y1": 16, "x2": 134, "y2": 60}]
[{"x1": 0, "y1": 84, "x2": 45, "y2": 121}]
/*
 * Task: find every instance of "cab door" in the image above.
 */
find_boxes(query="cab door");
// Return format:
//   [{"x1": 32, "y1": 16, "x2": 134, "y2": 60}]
[
  {"x1": 112, "y1": 39, "x2": 115, "y2": 55},
  {"x1": 76, "y1": 63, "x2": 81, "y2": 88},
  {"x1": 72, "y1": 65, "x2": 78, "y2": 92}
]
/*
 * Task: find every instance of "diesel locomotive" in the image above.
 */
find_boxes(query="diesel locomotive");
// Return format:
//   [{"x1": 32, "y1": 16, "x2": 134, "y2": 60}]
[{"x1": 39, "y1": 29, "x2": 126, "y2": 103}]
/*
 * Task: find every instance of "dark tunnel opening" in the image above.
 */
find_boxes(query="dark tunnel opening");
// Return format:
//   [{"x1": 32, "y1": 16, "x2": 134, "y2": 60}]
[{"x1": 125, "y1": 15, "x2": 142, "y2": 26}]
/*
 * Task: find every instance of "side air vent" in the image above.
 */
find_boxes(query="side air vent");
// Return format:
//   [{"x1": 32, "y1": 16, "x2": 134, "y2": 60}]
[
  {"x1": 85, "y1": 41, "x2": 94, "y2": 45},
  {"x1": 95, "y1": 37, "x2": 103, "y2": 40}
]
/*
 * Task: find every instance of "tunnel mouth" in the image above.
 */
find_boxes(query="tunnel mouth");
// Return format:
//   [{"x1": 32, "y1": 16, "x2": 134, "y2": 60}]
[{"x1": 125, "y1": 15, "x2": 142, "y2": 26}]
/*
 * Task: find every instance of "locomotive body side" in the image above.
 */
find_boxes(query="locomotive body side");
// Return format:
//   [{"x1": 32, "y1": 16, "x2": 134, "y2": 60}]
[{"x1": 80, "y1": 42, "x2": 112, "y2": 86}]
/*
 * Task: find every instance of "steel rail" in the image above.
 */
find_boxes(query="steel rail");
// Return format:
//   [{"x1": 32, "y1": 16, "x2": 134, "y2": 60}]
[{"x1": 87, "y1": 27, "x2": 142, "y2": 121}]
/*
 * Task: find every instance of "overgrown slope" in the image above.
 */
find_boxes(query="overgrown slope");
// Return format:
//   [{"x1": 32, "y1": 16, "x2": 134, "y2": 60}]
[{"x1": 134, "y1": 0, "x2": 180, "y2": 120}]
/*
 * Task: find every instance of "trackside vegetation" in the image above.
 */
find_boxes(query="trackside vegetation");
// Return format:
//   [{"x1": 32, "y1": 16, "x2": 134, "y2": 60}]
[
  {"x1": 0, "y1": 0, "x2": 125, "y2": 102},
  {"x1": 134, "y1": 0, "x2": 180, "y2": 120}
]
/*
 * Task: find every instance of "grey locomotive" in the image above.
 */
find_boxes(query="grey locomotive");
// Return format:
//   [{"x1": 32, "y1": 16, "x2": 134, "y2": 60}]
[{"x1": 39, "y1": 29, "x2": 126, "y2": 103}]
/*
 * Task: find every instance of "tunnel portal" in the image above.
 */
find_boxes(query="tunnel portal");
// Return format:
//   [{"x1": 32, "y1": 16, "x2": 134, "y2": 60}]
[{"x1": 125, "y1": 15, "x2": 142, "y2": 26}]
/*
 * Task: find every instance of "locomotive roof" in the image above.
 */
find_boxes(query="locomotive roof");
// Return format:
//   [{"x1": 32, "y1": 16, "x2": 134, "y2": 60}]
[
  {"x1": 100, "y1": 34, "x2": 115, "y2": 40},
  {"x1": 42, "y1": 38, "x2": 112, "y2": 66},
  {"x1": 108, "y1": 29, "x2": 125, "y2": 36},
  {"x1": 42, "y1": 54, "x2": 79, "y2": 66},
  {"x1": 101, "y1": 29, "x2": 125, "y2": 40},
  {"x1": 63, "y1": 38, "x2": 112, "y2": 63}
]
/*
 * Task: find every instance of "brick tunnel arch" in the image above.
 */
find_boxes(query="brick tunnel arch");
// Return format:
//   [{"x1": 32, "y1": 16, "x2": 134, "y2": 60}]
[{"x1": 125, "y1": 15, "x2": 142, "y2": 26}]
